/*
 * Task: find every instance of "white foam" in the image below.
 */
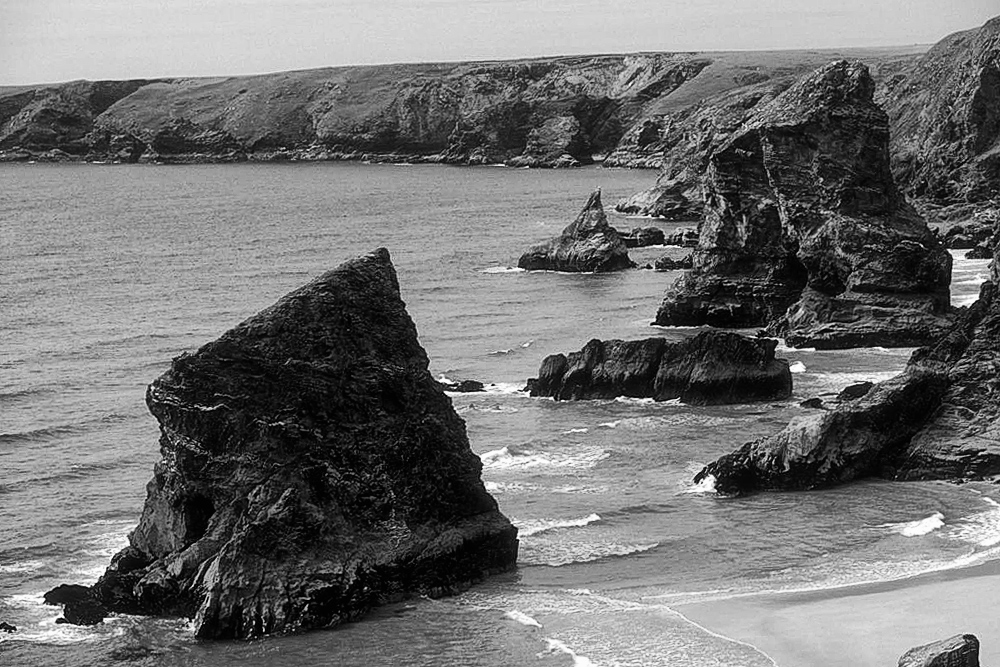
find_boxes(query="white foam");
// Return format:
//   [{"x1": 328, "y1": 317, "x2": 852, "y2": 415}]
[
  {"x1": 482, "y1": 382, "x2": 527, "y2": 395},
  {"x1": 481, "y1": 266, "x2": 526, "y2": 274},
  {"x1": 517, "y1": 513, "x2": 602, "y2": 537},
  {"x1": 789, "y1": 361, "x2": 807, "y2": 374},
  {"x1": 480, "y1": 446, "x2": 610, "y2": 471},
  {"x1": 436, "y1": 373, "x2": 457, "y2": 385},
  {"x1": 683, "y1": 474, "x2": 717, "y2": 495},
  {"x1": 949, "y1": 497, "x2": 1000, "y2": 547},
  {"x1": 0, "y1": 560, "x2": 45, "y2": 575},
  {"x1": 597, "y1": 420, "x2": 621, "y2": 429},
  {"x1": 488, "y1": 348, "x2": 514, "y2": 356},
  {"x1": 541, "y1": 638, "x2": 597, "y2": 667},
  {"x1": 776, "y1": 342, "x2": 816, "y2": 353},
  {"x1": 505, "y1": 610, "x2": 542, "y2": 628},
  {"x1": 613, "y1": 396, "x2": 655, "y2": 405},
  {"x1": 561, "y1": 428, "x2": 589, "y2": 434},
  {"x1": 882, "y1": 511, "x2": 945, "y2": 537},
  {"x1": 484, "y1": 480, "x2": 536, "y2": 493},
  {"x1": 520, "y1": 340, "x2": 534, "y2": 348},
  {"x1": 523, "y1": 542, "x2": 659, "y2": 567}
]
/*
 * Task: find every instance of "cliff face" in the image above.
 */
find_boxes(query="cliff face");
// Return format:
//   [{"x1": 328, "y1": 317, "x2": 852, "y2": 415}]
[
  {"x1": 50, "y1": 249, "x2": 518, "y2": 638},
  {"x1": 654, "y1": 60, "x2": 953, "y2": 349},
  {"x1": 0, "y1": 55, "x2": 709, "y2": 166}
]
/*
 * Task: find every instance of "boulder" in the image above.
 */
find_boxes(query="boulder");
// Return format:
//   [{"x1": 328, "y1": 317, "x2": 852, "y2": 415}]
[
  {"x1": 518, "y1": 189, "x2": 635, "y2": 272},
  {"x1": 799, "y1": 397, "x2": 825, "y2": 409},
  {"x1": 654, "y1": 253, "x2": 693, "y2": 271},
  {"x1": 966, "y1": 243, "x2": 993, "y2": 259},
  {"x1": 694, "y1": 252, "x2": 1000, "y2": 494},
  {"x1": 439, "y1": 379, "x2": 486, "y2": 393},
  {"x1": 621, "y1": 226, "x2": 666, "y2": 248},
  {"x1": 664, "y1": 227, "x2": 699, "y2": 247},
  {"x1": 655, "y1": 60, "x2": 953, "y2": 348},
  {"x1": 0, "y1": 622, "x2": 16, "y2": 633},
  {"x1": 47, "y1": 248, "x2": 518, "y2": 638},
  {"x1": 898, "y1": 634, "x2": 980, "y2": 667},
  {"x1": 836, "y1": 381, "x2": 874, "y2": 401},
  {"x1": 526, "y1": 331, "x2": 791, "y2": 405}
]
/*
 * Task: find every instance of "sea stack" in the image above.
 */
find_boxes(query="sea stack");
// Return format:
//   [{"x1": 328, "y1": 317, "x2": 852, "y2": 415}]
[
  {"x1": 48, "y1": 248, "x2": 519, "y2": 638},
  {"x1": 518, "y1": 189, "x2": 635, "y2": 272},
  {"x1": 655, "y1": 60, "x2": 953, "y2": 349},
  {"x1": 694, "y1": 238, "x2": 1000, "y2": 495},
  {"x1": 527, "y1": 331, "x2": 792, "y2": 405}
]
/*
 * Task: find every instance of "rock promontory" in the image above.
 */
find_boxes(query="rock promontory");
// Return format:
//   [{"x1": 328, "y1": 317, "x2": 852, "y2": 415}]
[
  {"x1": 518, "y1": 189, "x2": 634, "y2": 272},
  {"x1": 526, "y1": 331, "x2": 791, "y2": 405},
  {"x1": 47, "y1": 248, "x2": 518, "y2": 638},
  {"x1": 655, "y1": 60, "x2": 953, "y2": 349},
  {"x1": 695, "y1": 240, "x2": 1000, "y2": 495}
]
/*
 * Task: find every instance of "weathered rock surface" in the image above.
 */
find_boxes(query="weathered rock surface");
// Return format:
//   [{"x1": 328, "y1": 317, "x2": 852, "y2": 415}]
[
  {"x1": 695, "y1": 249, "x2": 1000, "y2": 493},
  {"x1": 518, "y1": 189, "x2": 634, "y2": 272},
  {"x1": 526, "y1": 331, "x2": 791, "y2": 405},
  {"x1": 663, "y1": 227, "x2": 699, "y2": 247},
  {"x1": 898, "y1": 634, "x2": 980, "y2": 667},
  {"x1": 654, "y1": 60, "x2": 953, "y2": 349},
  {"x1": 653, "y1": 253, "x2": 693, "y2": 271},
  {"x1": 439, "y1": 379, "x2": 486, "y2": 393},
  {"x1": 620, "y1": 226, "x2": 666, "y2": 248},
  {"x1": 47, "y1": 248, "x2": 518, "y2": 638}
]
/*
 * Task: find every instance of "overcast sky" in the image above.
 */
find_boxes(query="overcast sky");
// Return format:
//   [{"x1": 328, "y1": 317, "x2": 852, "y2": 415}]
[{"x1": 2, "y1": 0, "x2": 997, "y2": 85}]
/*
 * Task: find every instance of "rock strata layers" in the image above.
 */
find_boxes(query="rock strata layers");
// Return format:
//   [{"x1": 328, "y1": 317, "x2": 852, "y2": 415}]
[
  {"x1": 654, "y1": 60, "x2": 953, "y2": 349},
  {"x1": 898, "y1": 634, "x2": 980, "y2": 667},
  {"x1": 526, "y1": 331, "x2": 791, "y2": 405},
  {"x1": 48, "y1": 248, "x2": 518, "y2": 638},
  {"x1": 695, "y1": 244, "x2": 1000, "y2": 494},
  {"x1": 518, "y1": 189, "x2": 634, "y2": 272}
]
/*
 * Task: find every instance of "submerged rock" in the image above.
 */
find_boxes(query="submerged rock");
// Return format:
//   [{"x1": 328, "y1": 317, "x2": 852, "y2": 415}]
[
  {"x1": 898, "y1": 634, "x2": 980, "y2": 667},
  {"x1": 518, "y1": 189, "x2": 635, "y2": 272},
  {"x1": 439, "y1": 379, "x2": 486, "y2": 393},
  {"x1": 48, "y1": 248, "x2": 518, "y2": 638},
  {"x1": 655, "y1": 60, "x2": 953, "y2": 348},
  {"x1": 526, "y1": 331, "x2": 791, "y2": 405}
]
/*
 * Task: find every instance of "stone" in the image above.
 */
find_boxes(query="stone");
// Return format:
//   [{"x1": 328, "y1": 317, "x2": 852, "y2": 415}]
[
  {"x1": 655, "y1": 60, "x2": 953, "y2": 348},
  {"x1": 48, "y1": 248, "x2": 518, "y2": 639},
  {"x1": 439, "y1": 379, "x2": 486, "y2": 393},
  {"x1": 836, "y1": 381, "x2": 874, "y2": 401},
  {"x1": 663, "y1": 227, "x2": 699, "y2": 247},
  {"x1": 799, "y1": 397, "x2": 824, "y2": 409},
  {"x1": 898, "y1": 634, "x2": 980, "y2": 667},
  {"x1": 526, "y1": 331, "x2": 791, "y2": 405},
  {"x1": 966, "y1": 243, "x2": 993, "y2": 259},
  {"x1": 653, "y1": 253, "x2": 693, "y2": 271},
  {"x1": 621, "y1": 226, "x2": 666, "y2": 248},
  {"x1": 0, "y1": 622, "x2": 17, "y2": 633},
  {"x1": 518, "y1": 189, "x2": 635, "y2": 272}
]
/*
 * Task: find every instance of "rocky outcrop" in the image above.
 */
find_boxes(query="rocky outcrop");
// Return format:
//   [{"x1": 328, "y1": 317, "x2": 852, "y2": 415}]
[
  {"x1": 885, "y1": 17, "x2": 1000, "y2": 205},
  {"x1": 898, "y1": 634, "x2": 980, "y2": 667},
  {"x1": 654, "y1": 60, "x2": 953, "y2": 349},
  {"x1": 518, "y1": 190, "x2": 634, "y2": 272},
  {"x1": 664, "y1": 227, "x2": 699, "y2": 247},
  {"x1": 526, "y1": 331, "x2": 791, "y2": 405},
  {"x1": 695, "y1": 242, "x2": 1000, "y2": 494},
  {"x1": 653, "y1": 253, "x2": 693, "y2": 271},
  {"x1": 47, "y1": 248, "x2": 518, "y2": 638},
  {"x1": 620, "y1": 226, "x2": 666, "y2": 247}
]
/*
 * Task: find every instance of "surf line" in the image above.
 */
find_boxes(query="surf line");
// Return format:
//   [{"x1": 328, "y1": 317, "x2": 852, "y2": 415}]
[{"x1": 664, "y1": 605, "x2": 780, "y2": 667}]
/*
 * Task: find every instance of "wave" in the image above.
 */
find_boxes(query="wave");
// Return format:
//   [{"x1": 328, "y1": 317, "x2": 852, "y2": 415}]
[
  {"x1": 542, "y1": 638, "x2": 596, "y2": 667},
  {"x1": 480, "y1": 445, "x2": 610, "y2": 471},
  {"x1": 882, "y1": 511, "x2": 945, "y2": 537},
  {"x1": 0, "y1": 560, "x2": 46, "y2": 575},
  {"x1": 0, "y1": 423, "x2": 86, "y2": 444},
  {"x1": 561, "y1": 428, "x2": 589, "y2": 434},
  {"x1": 484, "y1": 481, "x2": 537, "y2": 493},
  {"x1": 521, "y1": 340, "x2": 534, "y2": 348},
  {"x1": 682, "y1": 474, "x2": 717, "y2": 495},
  {"x1": 949, "y1": 497, "x2": 1000, "y2": 547},
  {"x1": 597, "y1": 420, "x2": 620, "y2": 429},
  {"x1": 523, "y1": 542, "x2": 660, "y2": 568},
  {"x1": 0, "y1": 388, "x2": 51, "y2": 402},
  {"x1": 488, "y1": 348, "x2": 514, "y2": 356},
  {"x1": 481, "y1": 266, "x2": 526, "y2": 274},
  {"x1": 518, "y1": 513, "x2": 603, "y2": 537},
  {"x1": 504, "y1": 610, "x2": 542, "y2": 628},
  {"x1": 613, "y1": 396, "x2": 656, "y2": 405},
  {"x1": 789, "y1": 361, "x2": 807, "y2": 374}
]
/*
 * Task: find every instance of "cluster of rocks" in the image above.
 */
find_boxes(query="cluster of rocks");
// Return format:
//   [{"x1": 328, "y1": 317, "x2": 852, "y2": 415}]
[
  {"x1": 526, "y1": 331, "x2": 792, "y2": 405},
  {"x1": 45, "y1": 250, "x2": 519, "y2": 638}
]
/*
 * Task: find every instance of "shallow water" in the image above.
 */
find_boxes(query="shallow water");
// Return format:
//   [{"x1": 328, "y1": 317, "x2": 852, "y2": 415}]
[{"x1": 0, "y1": 163, "x2": 994, "y2": 666}]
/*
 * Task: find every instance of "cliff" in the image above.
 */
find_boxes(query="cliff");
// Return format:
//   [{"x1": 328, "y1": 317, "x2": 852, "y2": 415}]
[
  {"x1": 654, "y1": 60, "x2": 953, "y2": 349},
  {"x1": 47, "y1": 248, "x2": 519, "y2": 638}
]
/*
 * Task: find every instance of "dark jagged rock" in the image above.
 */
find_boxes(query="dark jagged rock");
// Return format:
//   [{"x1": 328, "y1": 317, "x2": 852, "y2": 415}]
[
  {"x1": 45, "y1": 584, "x2": 107, "y2": 626},
  {"x1": 653, "y1": 253, "x2": 693, "y2": 272},
  {"x1": 694, "y1": 243, "x2": 1000, "y2": 494},
  {"x1": 886, "y1": 16, "x2": 1000, "y2": 205},
  {"x1": 620, "y1": 226, "x2": 666, "y2": 248},
  {"x1": 799, "y1": 398, "x2": 825, "y2": 409},
  {"x1": 966, "y1": 243, "x2": 994, "y2": 259},
  {"x1": 0, "y1": 622, "x2": 17, "y2": 633},
  {"x1": 836, "y1": 381, "x2": 874, "y2": 401},
  {"x1": 526, "y1": 331, "x2": 791, "y2": 405},
  {"x1": 439, "y1": 379, "x2": 486, "y2": 393},
  {"x1": 518, "y1": 190, "x2": 634, "y2": 272},
  {"x1": 47, "y1": 248, "x2": 518, "y2": 639},
  {"x1": 655, "y1": 60, "x2": 953, "y2": 349},
  {"x1": 898, "y1": 634, "x2": 980, "y2": 667}
]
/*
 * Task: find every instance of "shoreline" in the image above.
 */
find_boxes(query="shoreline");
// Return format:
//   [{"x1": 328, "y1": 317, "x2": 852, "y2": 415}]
[{"x1": 677, "y1": 554, "x2": 1000, "y2": 667}]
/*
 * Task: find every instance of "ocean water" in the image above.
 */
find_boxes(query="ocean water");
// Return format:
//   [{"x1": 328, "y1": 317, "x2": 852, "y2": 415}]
[{"x1": 0, "y1": 163, "x2": 995, "y2": 667}]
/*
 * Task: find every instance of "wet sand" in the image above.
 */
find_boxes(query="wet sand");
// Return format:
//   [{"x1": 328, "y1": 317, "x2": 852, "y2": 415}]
[{"x1": 677, "y1": 559, "x2": 1000, "y2": 667}]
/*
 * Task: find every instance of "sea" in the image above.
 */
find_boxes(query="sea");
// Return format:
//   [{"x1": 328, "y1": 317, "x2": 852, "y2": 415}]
[{"x1": 1, "y1": 162, "x2": 996, "y2": 667}]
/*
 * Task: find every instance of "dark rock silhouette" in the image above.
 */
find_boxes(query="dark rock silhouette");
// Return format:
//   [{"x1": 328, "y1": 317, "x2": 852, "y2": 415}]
[
  {"x1": 439, "y1": 379, "x2": 486, "y2": 393},
  {"x1": 655, "y1": 60, "x2": 953, "y2": 349},
  {"x1": 836, "y1": 381, "x2": 874, "y2": 401},
  {"x1": 694, "y1": 239, "x2": 1000, "y2": 494},
  {"x1": 46, "y1": 249, "x2": 518, "y2": 638},
  {"x1": 663, "y1": 227, "x2": 699, "y2": 247},
  {"x1": 518, "y1": 189, "x2": 634, "y2": 272},
  {"x1": 0, "y1": 622, "x2": 17, "y2": 633},
  {"x1": 653, "y1": 253, "x2": 693, "y2": 271},
  {"x1": 527, "y1": 331, "x2": 791, "y2": 405},
  {"x1": 620, "y1": 226, "x2": 666, "y2": 247},
  {"x1": 898, "y1": 634, "x2": 980, "y2": 667}
]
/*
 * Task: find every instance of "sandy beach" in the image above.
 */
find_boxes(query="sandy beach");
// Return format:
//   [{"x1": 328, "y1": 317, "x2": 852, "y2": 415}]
[{"x1": 678, "y1": 559, "x2": 1000, "y2": 666}]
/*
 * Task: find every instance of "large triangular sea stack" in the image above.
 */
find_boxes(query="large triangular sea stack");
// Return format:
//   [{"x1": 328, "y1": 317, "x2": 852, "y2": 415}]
[
  {"x1": 50, "y1": 248, "x2": 518, "y2": 638},
  {"x1": 655, "y1": 60, "x2": 953, "y2": 349}
]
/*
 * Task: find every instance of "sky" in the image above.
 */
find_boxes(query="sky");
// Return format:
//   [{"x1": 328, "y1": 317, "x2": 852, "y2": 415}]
[{"x1": 1, "y1": 0, "x2": 998, "y2": 85}]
